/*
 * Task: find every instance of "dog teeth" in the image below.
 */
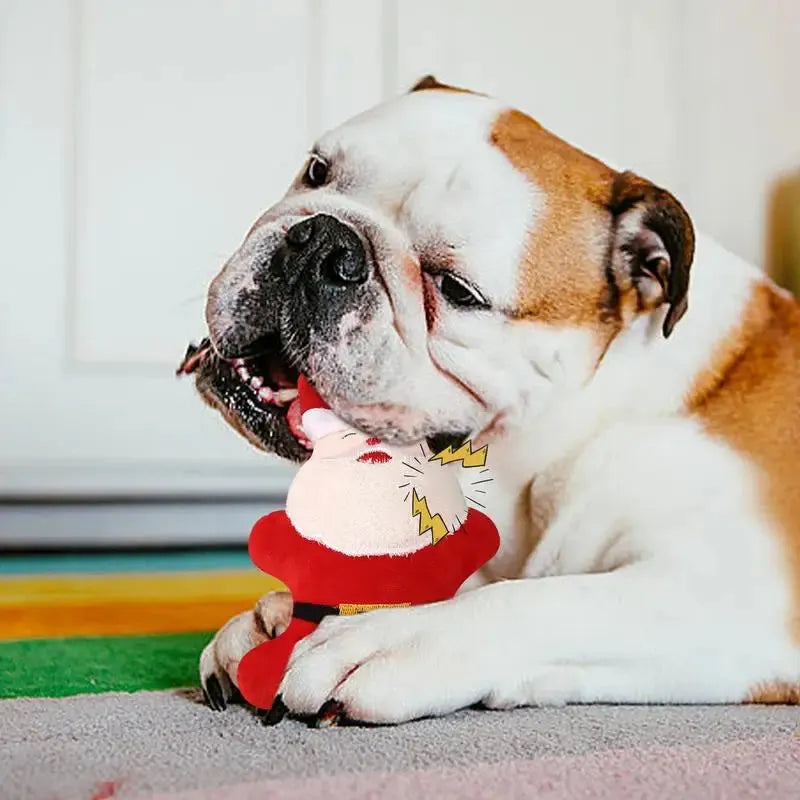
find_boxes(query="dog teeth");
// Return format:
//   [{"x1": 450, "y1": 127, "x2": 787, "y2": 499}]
[
  {"x1": 250, "y1": 376, "x2": 264, "y2": 390},
  {"x1": 253, "y1": 385, "x2": 298, "y2": 405},
  {"x1": 237, "y1": 366, "x2": 250, "y2": 381}
]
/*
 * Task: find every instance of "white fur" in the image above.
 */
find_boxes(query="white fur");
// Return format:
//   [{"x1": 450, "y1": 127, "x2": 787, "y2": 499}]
[
  {"x1": 315, "y1": 89, "x2": 538, "y2": 308},
  {"x1": 201, "y1": 91, "x2": 800, "y2": 722}
]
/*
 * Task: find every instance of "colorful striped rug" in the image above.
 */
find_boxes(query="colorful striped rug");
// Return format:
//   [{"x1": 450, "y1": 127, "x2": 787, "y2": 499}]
[{"x1": 0, "y1": 549, "x2": 282, "y2": 698}]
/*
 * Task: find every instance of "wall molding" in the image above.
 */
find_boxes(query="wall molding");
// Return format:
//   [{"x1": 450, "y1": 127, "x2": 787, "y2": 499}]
[
  {"x1": 0, "y1": 459, "x2": 293, "y2": 500},
  {"x1": 0, "y1": 498, "x2": 283, "y2": 548}
]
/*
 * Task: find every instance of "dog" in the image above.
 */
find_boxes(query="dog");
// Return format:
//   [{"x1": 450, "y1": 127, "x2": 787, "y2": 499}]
[{"x1": 185, "y1": 75, "x2": 800, "y2": 723}]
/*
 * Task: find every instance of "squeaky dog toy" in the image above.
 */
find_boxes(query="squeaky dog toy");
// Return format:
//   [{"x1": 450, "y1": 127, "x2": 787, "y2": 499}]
[{"x1": 237, "y1": 375, "x2": 500, "y2": 725}]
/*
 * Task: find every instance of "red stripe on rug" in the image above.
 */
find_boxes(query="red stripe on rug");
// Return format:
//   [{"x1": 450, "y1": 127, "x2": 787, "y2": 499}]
[{"x1": 145, "y1": 735, "x2": 800, "y2": 800}]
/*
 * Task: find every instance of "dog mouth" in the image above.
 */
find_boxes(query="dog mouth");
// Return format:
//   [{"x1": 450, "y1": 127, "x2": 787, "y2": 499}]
[
  {"x1": 177, "y1": 337, "x2": 471, "y2": 463},
  {"x1": 176, "y1": 334, "x2": 311, "y2": 462}
]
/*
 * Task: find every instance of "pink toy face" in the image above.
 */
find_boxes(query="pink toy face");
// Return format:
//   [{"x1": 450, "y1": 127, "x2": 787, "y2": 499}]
[{"x1": 285, "y1": 426, "x2": 469, "y2": 556}]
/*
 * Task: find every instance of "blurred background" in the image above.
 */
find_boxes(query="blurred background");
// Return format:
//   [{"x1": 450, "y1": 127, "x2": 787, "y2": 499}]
[{"x1": 2, "y1": 0, "x2": 800, "y2": 550}]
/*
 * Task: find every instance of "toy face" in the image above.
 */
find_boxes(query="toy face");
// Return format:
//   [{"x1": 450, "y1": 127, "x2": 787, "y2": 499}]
[{"x1": 286, "y1": 428, "x2": 467, "y2": 556}]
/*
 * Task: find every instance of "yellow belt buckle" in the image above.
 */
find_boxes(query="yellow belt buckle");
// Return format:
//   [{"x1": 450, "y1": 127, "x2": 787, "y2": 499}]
[{"x1": 337, "y1": 602, "x2": 411, "y2": 616}]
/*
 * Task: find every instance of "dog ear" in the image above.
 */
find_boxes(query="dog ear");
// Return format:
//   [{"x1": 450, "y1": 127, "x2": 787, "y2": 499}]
[
  {"x1": 408, "y1": 75, "x2": 443, "y2": 93},
  {"x1": 608, "y1": 171, "x2": 695, "y2": 338}
]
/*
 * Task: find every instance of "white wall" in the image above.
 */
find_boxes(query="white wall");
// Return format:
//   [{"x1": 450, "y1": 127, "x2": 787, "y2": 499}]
[{"x1": 2, "y1": 0, "x2": 799, "y2": 503}]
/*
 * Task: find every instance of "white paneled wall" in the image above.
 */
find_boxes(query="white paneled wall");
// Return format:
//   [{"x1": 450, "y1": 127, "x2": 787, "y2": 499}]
[
  {"x1": 2, "y1": 0, "x2": 799, "y2": 500},
  {"x1": 1, "y1": 0, "x2": 382, "y2": 498},
  {"x1": 681, "y1": 0, "x2": 800, "y2": 265}
]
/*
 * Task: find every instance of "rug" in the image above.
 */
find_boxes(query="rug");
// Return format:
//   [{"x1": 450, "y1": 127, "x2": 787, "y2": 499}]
[
  {"x1": 3, "y1": 553, "x2": 800, "y2": 799},
  {"x1": 0, "y1": 549, "x2": 281, "y2": 698},
  {"x1": 2, "y1": 690, "x2": 800, "y2": 799}
]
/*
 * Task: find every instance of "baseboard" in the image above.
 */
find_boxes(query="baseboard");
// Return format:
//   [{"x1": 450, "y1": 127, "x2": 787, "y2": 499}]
[{"x1": 0, "y1": 497, "x2": 285, "y2": 548}]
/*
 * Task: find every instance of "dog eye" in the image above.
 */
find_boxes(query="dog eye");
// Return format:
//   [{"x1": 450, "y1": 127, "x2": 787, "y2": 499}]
[
  {"x1": 303, "y1": 154, "x2": 329, "y2": 188},
  {"x1": 435, "y1": 272, "x2": 488, "y2": 309}
]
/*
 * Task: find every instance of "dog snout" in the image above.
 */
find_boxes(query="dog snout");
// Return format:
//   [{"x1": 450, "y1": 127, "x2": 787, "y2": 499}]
[{"x1": 276, "y1": 214, "x2": 369, "y2": 287}]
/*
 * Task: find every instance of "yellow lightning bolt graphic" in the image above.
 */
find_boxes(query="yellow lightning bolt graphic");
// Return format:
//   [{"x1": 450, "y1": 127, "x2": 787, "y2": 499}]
[
  {"x1": 428, "y1": 440, "x2": 488, "y2": 468},
  {"x1": 411, "y1": 488, "x2": 449, "y2": 544}
]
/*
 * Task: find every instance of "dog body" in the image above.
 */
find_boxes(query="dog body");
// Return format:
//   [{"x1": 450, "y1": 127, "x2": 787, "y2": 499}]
[{"x1": 197, "y1": 80, "x2": 800, "y2": 721}]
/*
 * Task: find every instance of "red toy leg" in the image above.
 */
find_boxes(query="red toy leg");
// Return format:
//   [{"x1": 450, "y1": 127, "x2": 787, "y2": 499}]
[{"x1": 236, "y1": 617, "x2": 316, "y2": 711}]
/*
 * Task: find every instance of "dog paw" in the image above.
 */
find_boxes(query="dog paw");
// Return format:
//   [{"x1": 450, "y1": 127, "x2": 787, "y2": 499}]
[
  {"x1": 199, "y1": 619, "x2": 243, "y2": 711},
  {"x1": 199, "y1": 591, "x2": 293, "y2": 710},
  {"x1": 278, "y1": 599, "x2": 491, "y2": 725},
  {"x1": 255, "y1": 590, "x2": 293, "y2": 638}
]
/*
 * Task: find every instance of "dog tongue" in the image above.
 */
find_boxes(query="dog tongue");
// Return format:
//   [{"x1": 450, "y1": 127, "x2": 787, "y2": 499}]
[{"x1": 287, "y1": 396, "x2": 312, "y2": 449}]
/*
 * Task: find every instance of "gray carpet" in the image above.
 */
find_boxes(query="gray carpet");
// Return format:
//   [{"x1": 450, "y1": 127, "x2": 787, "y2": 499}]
[{"x1": 2, "y1": 690, "x2": 800, "y2": 799}]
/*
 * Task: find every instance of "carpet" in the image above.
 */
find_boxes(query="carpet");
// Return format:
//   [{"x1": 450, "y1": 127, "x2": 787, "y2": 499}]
[
  {"x1": 4, "y1": 552, "x2": 800, "y2": 798},
  {"x1": 2, "y1": 690, "x2": 800, "y2": 799}
]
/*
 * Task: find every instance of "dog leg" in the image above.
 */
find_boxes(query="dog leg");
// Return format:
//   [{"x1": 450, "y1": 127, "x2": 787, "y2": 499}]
[
  {"x1": 275, "y1": 568, "x2": 795, "y2": 724},
  {"x1": 199, "y1": 590, "x2": 293, "y2": 710}
]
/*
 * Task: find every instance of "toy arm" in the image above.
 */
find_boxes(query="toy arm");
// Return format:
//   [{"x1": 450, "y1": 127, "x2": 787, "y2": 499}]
[
  {"x1": 248, "y1": 509, "x2": 297, "y2": 576},
  {"x1": 432, "y1": 507, "x2": 500, "y2": 591},
  {"x1": 460, "y1": 508, "x2": 501, "y2": 573}
]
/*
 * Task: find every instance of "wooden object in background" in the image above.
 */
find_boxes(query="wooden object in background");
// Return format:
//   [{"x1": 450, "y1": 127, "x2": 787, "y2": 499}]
[{"x1": 766, "y1": 171, "x2": 800, "y2": 297}]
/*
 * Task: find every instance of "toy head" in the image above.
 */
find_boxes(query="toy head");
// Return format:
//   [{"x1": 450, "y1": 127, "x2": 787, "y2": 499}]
[{"x1": 285, "y1": 377, "x2": 468, "y2": 556}]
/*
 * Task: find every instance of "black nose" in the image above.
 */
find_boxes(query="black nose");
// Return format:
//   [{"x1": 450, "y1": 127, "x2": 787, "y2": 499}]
[{"x1": 282, "y1": 214, "x2": 369, "y2": 286}]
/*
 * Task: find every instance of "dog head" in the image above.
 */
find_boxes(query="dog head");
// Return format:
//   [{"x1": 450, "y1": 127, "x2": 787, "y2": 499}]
[{"x1": 182, "y1": 76, "x2": 694, "y2": 461}]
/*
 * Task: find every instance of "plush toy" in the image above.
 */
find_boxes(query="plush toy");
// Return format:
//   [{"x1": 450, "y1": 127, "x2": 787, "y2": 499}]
[{"x1": 237, "y1": 375, "x2": 499, "y2": 723}]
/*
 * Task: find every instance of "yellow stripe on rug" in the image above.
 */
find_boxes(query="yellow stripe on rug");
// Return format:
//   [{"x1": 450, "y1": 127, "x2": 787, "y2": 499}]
[{"x1": 0, "y1": 570, "x2": 285, "y2": 640}]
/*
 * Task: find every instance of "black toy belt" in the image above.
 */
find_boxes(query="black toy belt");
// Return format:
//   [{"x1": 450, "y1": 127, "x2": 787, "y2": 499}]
[{"x1": 292, "y1": 601, "x2": 411, "y2": 623}]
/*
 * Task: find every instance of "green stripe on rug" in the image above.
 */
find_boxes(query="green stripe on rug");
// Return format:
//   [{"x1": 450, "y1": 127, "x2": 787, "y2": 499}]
[{"x1": 0, "y1": 631, "x2": 212, "y2": 699}]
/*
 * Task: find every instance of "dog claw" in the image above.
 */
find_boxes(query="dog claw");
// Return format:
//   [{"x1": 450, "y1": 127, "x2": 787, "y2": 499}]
[
  {"x1": 203, "y1": 674, "x2": 227, "y2": 711},
  {"x1": 313, "y1": 699, "x2": 345, "y2": 728},
  {"x1": 261, "y1": 695, "x2": 288, "y2": 726}
]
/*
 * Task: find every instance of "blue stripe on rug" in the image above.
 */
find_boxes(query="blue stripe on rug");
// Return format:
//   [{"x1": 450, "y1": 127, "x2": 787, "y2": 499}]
[{"x1": 0, "y1": 549, "x2": 252, "y2": 575}]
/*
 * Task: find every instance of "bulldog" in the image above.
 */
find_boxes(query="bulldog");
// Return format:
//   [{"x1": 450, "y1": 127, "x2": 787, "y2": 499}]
[{"x1": 184, "y1": 76, "x2": 800, "y2": 723}]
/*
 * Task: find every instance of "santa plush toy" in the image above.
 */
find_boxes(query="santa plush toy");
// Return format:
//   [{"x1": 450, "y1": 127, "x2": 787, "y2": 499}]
[{"x1": 236, "y1": 375, "x2": 499, "y2": 723}]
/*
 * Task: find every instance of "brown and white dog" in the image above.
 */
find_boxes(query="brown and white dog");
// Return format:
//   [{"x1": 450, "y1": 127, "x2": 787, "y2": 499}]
[{"x1": 190, "y1": 76, "x2": 800, "y2": 723}]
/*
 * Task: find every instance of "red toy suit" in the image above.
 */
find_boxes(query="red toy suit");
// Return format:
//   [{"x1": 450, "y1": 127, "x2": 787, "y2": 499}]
[{"x1": 237, "y1": 507, "x2": 499, "y2": 711}]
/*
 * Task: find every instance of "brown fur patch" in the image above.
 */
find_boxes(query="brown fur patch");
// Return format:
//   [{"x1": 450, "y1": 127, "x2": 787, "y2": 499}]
[
  {"x1": 607, "y1": 172, "x2": 695, "y2": 338},
  {"x1": 689, "y1": 282, "x2": 800, "y2": 643},
  {"x1": 489, "y1": 109, "x2": 616, "y2": 327},
  {"x1": 746, "y1": 681, "x2": 800, "y2": 704}
]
